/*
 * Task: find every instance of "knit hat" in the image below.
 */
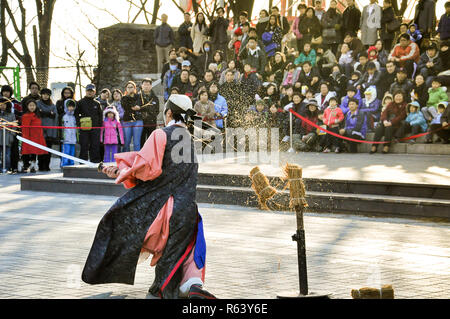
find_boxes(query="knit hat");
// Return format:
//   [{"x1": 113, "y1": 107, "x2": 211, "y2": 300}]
[{"x1": 103, "y1": 106, "x2": 120, "y2": 122}]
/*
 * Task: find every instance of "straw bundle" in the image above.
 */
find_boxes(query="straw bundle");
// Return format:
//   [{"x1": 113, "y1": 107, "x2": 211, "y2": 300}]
[
  {"x1": 283, "y1": 163, "x2": 308, "y2": 209},
  {"x1": 249, "y1": 166, "x2": 277, "y2": 210},
  {"x1": 351, "y1": 285, "x2": 394, "y2": 299}
]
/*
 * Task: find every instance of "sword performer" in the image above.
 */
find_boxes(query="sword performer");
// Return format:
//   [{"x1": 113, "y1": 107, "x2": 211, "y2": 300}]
[{"x1": 81, "y1": 94, "x2": 216, "y2": 299}]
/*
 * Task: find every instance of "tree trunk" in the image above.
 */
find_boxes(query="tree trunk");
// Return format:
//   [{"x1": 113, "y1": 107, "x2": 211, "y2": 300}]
[{"x1": 151, "y1": 0, "x2": 159, "y2": 24}]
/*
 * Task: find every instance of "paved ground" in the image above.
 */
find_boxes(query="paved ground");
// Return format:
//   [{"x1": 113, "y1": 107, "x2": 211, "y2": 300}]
[{"x1": 0, "y1": 173, "x2": 449, "y2": 299}]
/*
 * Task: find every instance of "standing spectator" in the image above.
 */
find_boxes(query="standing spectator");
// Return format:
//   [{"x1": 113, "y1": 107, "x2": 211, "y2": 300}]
[
  {"x1": 179, "y1": 12, "x2": 193, "y2": 50},
  {"x1": 292, "y1": 4, "x2": 307, "y2": 51},
  {"x1": 137, "y1": 78, "x2": 159, "y2": 147},
  {"x1": 191, "y1": 12, "x2": 209, "y2": 54},
  {"x1": 209, "y1": 7, "x2": 230, "y2": 55},
  {"x1": 360, "y1": 0, "x2": 382, "y2": 47},
  {"x1": 61, "y1": 99, "x2": 77, "y2": 167},
  {"x1": 36, "y1": 88, "x2": 58, "y2": 171},
  {"x1": 21, "y1": 82, "x2": 41, "y2": 112},
  {"x1": 342, "y1": 0, "x2": 361, "y2": 41},
  {"x1": 154, "y1": 14, "x2": 174, "y2": 74},
  {"x1": 397, "y1": 101, "x2": 427, "y2": 143},
  {"x1": 262, "y1": 15, "x2": 283, "y2": 58},
  {"x1": 121, "y1": 81, "x2": 143, "y2": 152},
  {"x1": 414, "y1": 0, "x2": 436, "y2": 39},
  {"x1": 0, "y1": 97, "x2": 16, "y2": 173},
  {"x1": 437, "y1": 2, "x2": 450, "y2": 41},
  {"x1": 418, "y1": 43, "x2": 443, "y2": 87},
  {"x1": 0, "y1": 85, "x2": 21, "y2": 173},
  {"x1": 388, "y1": 33, "x2": 420, "y2": 79},
  {"x1": 370, "y1": 90, "x2": 407, "y2": 154},
  {"x1": 240, "y1": 63, "x2": 261, "y2": 105},
  {"x1": 21, "y1": 100, "x2": 47, "y2": 173},
  {"x1": 56, "y1": 86, "x2": 75, "y2": 126},
  {"x1": 195, "y1": 41, "x2": 214, "y2": 77},
  {"x1": 299, "y1": 7, "x2": 322, "y2": 47},
  {"x1": 340, "y1": 97, "x2": 367, "y2": 152},
  {"x1": 220, "y1": 70, "x2": 243, "y2": 127},
  {"x1": 321, "y1": 0, "x2": 342, "y2": 55},
  {"x1": 163, "y1": 59, "x2": 181, "y2": 101},
  {"x1": 314, "y1": 0, "x2": 326, "y2": 21},
  {"x1": 101, "y1": 107, "x2": 124, "y2": 163},
  {"x1": 96, "y1": 88, "x2": 110, "y2": 110},
  {"x1": 380, "y1": 0, "x2": 396, "y2": 51},
  {"x1": 76, "y1": 84, "x2": 102, "y2": 163},
  {"x1": 270, "y1": 6, "x2": 290, "y2": 36},
  {"x1": 111, "y1": 89, "x2": 125, "y2": 122},
  {"x1": 256, "y1": 10, "x2": 270, "y2": 39},
  {"x1": 322, "y1": 96, "x2": 345, "y2": 153}
]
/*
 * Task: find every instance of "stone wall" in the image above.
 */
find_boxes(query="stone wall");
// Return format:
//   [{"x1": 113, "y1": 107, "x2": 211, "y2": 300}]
[{"x1": 97, "y1": 23, "x2": 178, "y2": 91}]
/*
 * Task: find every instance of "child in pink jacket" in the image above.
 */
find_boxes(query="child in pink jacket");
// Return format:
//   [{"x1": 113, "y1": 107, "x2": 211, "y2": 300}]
[
  {"x1": 101, "y1": 106, "x2": 124, "y2": 162},
  {"x1": 322, "y1": 96, "x2": 344, "y2": 153}
]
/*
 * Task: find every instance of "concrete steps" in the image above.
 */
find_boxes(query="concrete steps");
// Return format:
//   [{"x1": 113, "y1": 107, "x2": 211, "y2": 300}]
[{"x1": 20, "y1": 166, "x2": 450, "y2": 220}]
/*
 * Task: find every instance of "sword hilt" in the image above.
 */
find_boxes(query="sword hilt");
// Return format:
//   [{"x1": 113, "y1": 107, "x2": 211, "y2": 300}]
[{"x1": 97, "y1": 162, "x2": 119, "y2": 176}]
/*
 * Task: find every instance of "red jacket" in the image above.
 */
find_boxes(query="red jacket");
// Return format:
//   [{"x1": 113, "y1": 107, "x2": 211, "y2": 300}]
[
  {"x1": 323, "y1": 106, "x2": 344, "y2": 127},
  {"x1": 388, "y1": 41, "x2": 420, "y2": 65},
  {"x1": 21, "y1": 112, "x2": 48, "y2": 155}
]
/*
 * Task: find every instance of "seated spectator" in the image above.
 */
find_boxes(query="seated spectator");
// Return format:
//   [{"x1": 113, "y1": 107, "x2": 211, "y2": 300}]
[
  {"x1": 342, "y1": 31, "x2": 364, "y2": 61},
  {"x1": 280, "y1": 85, "x2": 294, "y2": 108},
  {"x1": 340, "y1": 85, "x2": 362, "y2": 115},
  {"x1": 407, "y1": 24, "x2": 422, "y2": 44},
  {"x1": 438, "y1": 40, "x2": 450, "y2": 87},
  {"x1": 422, "y1": 77, "x2": 449, "y2": 121},
  {"x1": 315, "y1": 82, "x2": 337, "y2": 111},
  {"x1": 240, "y1": 63, "x2": 261, "y2": 104},
  {"x1": 390, "y1": 68, "x2": 413, "y2": 101},
  {"x1": 294, "y1": 42, "x2": 317, "y2": 67},
  {"x1": 337, "y1": 42, "x2": 354, "y2": 78},
  {"x1": 360, "y1": 86, "x2": 382, "y2": 131},
  {"x1": 339, "y1": 97, "x2": 367, "y2": 153},
  {"x1": 171, "y1": 69, "x2": 190, "y2": 95},
  {"x1": 219, "y1": 60, "x2": 241, "y2": 85},
  {"x1": 295, "y1": 99, "x2": 320, "y2": 152},
  {"x1": 429, "y1": 102, "x2": 449, "y2": 144},
  {"x1": 347, "y1": 70, "x2": 362, "y2": 88},
  {"x1": 212, "y1": 50, "x2": 226, "y2": 73},
  {"x1": 367, "y1": 46, "x2": 381, "y2": 70},
  {"x1": 418, "y1": 43, "x2": 443, "y2": 87},
  {"x1": 388, "y1": 33, "x2": 420, "y2": 79},
  {"x1": 268, "y1": 102, "x2": 284, "y2": 129},
  {"x1": 296, "y1": 61, "x2": 321, "y2": 92},
  {"x1": 161, "y1": 48, "x2": 180, "y2": 81},
  {"x1": 329, "y1": 64, "x2": 348, "y2": 98},
  {"x1": 194, "y1": 90, "x2": 216, "y2": 128},
  {"x1": 397, "y1": 101, "x2": 427, "y2": 144},
  {"x1": 374, "y1": 39, "x2": 389, "y2": 67},
  {"x1": 322, "y1": 96, "x2": 344, "y2": 153},
  {"x1": 247, "y1": 99, "x2": 269, "y2": 128},
  {"x1": 411, "y1": 74, "x2": 429, "y2": 110},
  {"x1": 239, "y1": 37, "x2": 266, "y2": 76},
  {"x1": 203, "y1": 70, "x2": 215, "y2": 91},
  {"x1": 356, "y1": 62, "x2": 381, "y2": 92},
  {"x1": 378, "y1": 60, "x2": 397, "y2": 97},
  {"x1": 271, "y1": 52, "x2": 286, "y2": 84},
  {"x1": 381, "y1": 92, "x2": 393, "y2": 113},
  {"x1": 186, "y1": 72, "x2": 202, "y2": 101},
  {"x1": 209, "y1": 82, "x2": 228, "y2": 130},
  {"x1": 163, "y1": 59, "x2": 181, "y2": 101},
  {"x1": 178, "y1": 47, "x2": 199, "y2": 75},
  {"x1": 353, "y1": 52, "x2": 369, "y2": 74},
  {"x1": 370, "y1": 90, "x2": 407, "y2": 154},
  {"x1": 316, "y1": 45, "x2": 337, "y2": 79},
  {"x1": 282, "y1": 63, "x2": 299, "y2": 87},
  {"x1": 283, "y1": 90, "x2": 304, "y2": 114},
  {"x1": 258, "y1": 83, "x2": 279, "y2": 109}
]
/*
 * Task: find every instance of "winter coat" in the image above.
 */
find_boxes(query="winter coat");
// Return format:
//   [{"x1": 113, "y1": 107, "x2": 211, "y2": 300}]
[
  {"x1": 178, "y1": 21, "x2": 193, "y2": 49},
  {"x1": 323, "y1": 106, "x2": 344, "y2": 127},
  {"x1": 262, "y1": 26, "x2": 283, "y2": 57},
  {"x1": 298, "y1": 15, "x2": 322, "y2": 44},
  {"x1": 101, "y1": 117, "x2": 124, "y2": 145},
  {"x1": 356, "y1": 70, "x2": 381, "y2": 91},
  {"x1": 212, "y1": 94, "x2": 227, "y2": 129},
  {"x1": 340, "y1": 91, "x2": 362, "y2": 115},
  {"x1": 380, "y1": 101, "x2": 407, "y2": 128},
  {"x1": 315, "y1": 91, "x2": 337, "y2": 111},
  {"x1": 292, "y1": 15, "x2": 304, "y2": 40},
  {"x1": 342, "y1": 5, "x2": 361, "y2": 36},
  {"x1": 344, "y1": 109, "x2": 367, "y2": 139},
  {"x1": 256, "y1": 17, "x2": 270, "y2": 39},
  {"x1": 37, "y1": 100, "x2": 58, "y2": 141},
  {"x1": 240, "y1": 47, "x2": 266, "y2": 74},
  {"x1": 121, "y1": 94, "x2": 141, "y2": 122},
  {"x1": 388, "y1": 41, "x2": 420, "y2": 65},
  {"x1": 111, "y1": 100, "x2": 125, "y2": 121},
  {"x1": 390, "y1": 79, "x2": 414, "y2": 100},
  {"x1": 408, "y1": 27, "x2": 423, "y2": 43},
  {"x1": 95, "y1": 97, "x2": 109, "y2": 111},
  {"x1": 414, "y1": 0, "x2": 436, "y2": 33},
  {"x1": 298, "y1": 107, "x2": 319, "y2": 135},
  {"x1": 137, "y1": 90, "x2": 160, "y2": 125},
  {"x1": 405, "y1": 110, "x2": 428, "y2": 132},
  {"x1": 360, "y1": 92, "x2": 382, "y2": 122},
  {"x1": 154, "y1": 23, "x2": 174, "y2": 47},
  {"x1": 163, "y1": 70, "x2": 180, "y2": 101},
  {"x1": 191, "y1": 22, "x2": 208, "y2": 53},
  {"x1": 427, "y1": 87, "x2": 449, "y2": 108},
  {"x1": 76, "y1": 96, "x2": 103, "y2": 128},
  {"x1": 440, "y1": 102, "x2": 450, "y2": 124},
  {"x1": 209, "y1": 17, "x2": 230, "y2": 45},
  {"x1": 338, "y1": 51, "x2": 354, "y2": 65},
  {"x1": 0, "y1": 110, "x2": 16, "y2": 147},
  {"x1": 380, "y1": 6, "x2": 396, "y2": 41},
  {"x1": 437, "y1": 13, "x2": 450, "y2": 40},
  {"x1": 378, "y1": 69, "x2": 397, "y2": 97},
  {"x1": 194, "y1": 100, "x2": 216, "y2": 127},
  {"x1": 360, "y1": 4, "x2": 381, "y2": 45},
  {"x1": 295, "y1": 49, "x2": 317, "y2": 66},
  {"x1": 62, "y1": 100, "x2": 77, "y2": 145},
  {"x1": 321, "y1": 9, "x2": 342, "y2": 45},
  {"x1": 418, "y1": 52, "x2": 443, "y2": 77},
  {"x1": 194, "y1": 42, "x2": 214, "y2": 76},
  {"x1": 411, "y1": 83, "x2": 429, "y2": 108},
  {"x1": 21, "y1": 112, "x2": 47, "y2": 155},
  {"x1": 317, "y1": 49, "x2": 337, "y2": 69}
]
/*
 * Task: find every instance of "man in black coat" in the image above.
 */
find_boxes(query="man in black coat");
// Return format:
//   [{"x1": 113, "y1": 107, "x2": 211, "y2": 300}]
[
  {"x1": 178, "y1": 12, "x2": 193, "y2": 50},
  {"x1": 209, "y1": 7, "x2": 230, "y2": 56},
  {"x1": 342, "y1": 0, "x2": 361, "y2": 41},
  {"x1": 377, "y1": 60, "x2": 397, "y2": 97},
  {"x1": 271, "y1": 6, "x2": 290, "y2": 35},
  {"x1": 75, "y1": 84, "x2": 103, "y2": 163},
  {"x1": 137, "y1": 78, "x2": 160, "y2": 147},
  {"x1": 389, "y1": 68, "x2": 413, "y2": 102}
]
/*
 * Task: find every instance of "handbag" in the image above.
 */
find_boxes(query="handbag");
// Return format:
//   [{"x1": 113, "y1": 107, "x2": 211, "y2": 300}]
[
  {"x1": 323, "y1": 28, "x2": 336, "y2": 38},
  {"x1": 80, "y1": 117, "x2": 92, "y2": 131},
  {"x1": 387, "y1": 17, "x2": 401, "y2": 32},
  {"x1": 311, "y1": 36, "x2": 323, "y2": 45}
]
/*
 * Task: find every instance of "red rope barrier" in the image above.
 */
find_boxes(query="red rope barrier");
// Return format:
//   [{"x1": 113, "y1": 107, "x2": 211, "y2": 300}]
[{"x1": 289, "y1": 109, "x2": 448, "y2": 145}]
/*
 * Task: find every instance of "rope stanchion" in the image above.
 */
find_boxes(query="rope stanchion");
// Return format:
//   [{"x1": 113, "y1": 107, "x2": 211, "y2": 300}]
[
  {"x1": 289, "y1": 109, "x2": 448, "y2": 145},
  {"x1": 287, "y1": 111, "x2": 295, "y2": 153}
]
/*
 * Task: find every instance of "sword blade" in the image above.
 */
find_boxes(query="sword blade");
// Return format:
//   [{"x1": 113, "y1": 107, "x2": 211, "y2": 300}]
[{"x1": 17, "y1": 135, "x2": 97, "y2": 167}]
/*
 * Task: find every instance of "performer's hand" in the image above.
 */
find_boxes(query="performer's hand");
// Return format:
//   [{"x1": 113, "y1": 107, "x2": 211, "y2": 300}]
[{"x1": 103, "y1": 166, "x2": 120, "y2": 179}]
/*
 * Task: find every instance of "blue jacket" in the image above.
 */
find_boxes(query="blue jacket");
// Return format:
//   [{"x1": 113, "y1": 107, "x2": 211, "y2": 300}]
[
  {"x1": 430, "y1": 113, "x2": 442, "y2": 125},
  {"x1": 438, "y1": 13, "x2": 450, "y2": 40},
  {"x1": 406, "y1": 111, "x2": 428, "y2": 132},
  {"x1": 163, "y1": 69, "x2": 180, "y2": 101},
  {"x1": 62, "y1": 111, "x2": 77, "y2": 144},
  {"x1": 360, "y1": 98, "x2": 381, "y2": 121},
  {"x1": 344, "y1": 110, "x2": 367, "y2": 139},
  {"x1": 340, "y1": 90, "x2": 362, "y2": 115},
  {"x1": 213, "y1": 94, "x2": 228, "y2": 129}
]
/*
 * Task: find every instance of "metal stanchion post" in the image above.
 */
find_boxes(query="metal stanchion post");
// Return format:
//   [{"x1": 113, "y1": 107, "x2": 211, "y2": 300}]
[
  {"x1": 287, "y1": 111, "x2": 295, "y2": 153},
  {"x1": 2, "y1": 126, "x2": 6, "y2": 174}
]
